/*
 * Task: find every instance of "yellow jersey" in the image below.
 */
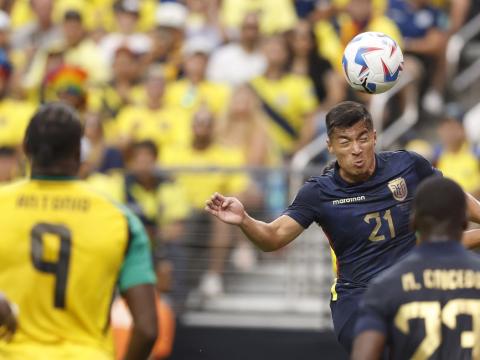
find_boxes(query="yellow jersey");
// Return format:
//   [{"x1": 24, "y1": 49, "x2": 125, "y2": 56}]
[
  {"x1": 0, "y1": 99, "x2": 36, "y2": 147},
  {"x1": 435, "y1": 143, "x2": 480, "y2": 193},
  {"x1": 162, "y1": 144, "x2": 250, "y2": 210},
  {"x1": 164, "y1": 79, "x2": 231, "y2": 116},
  {"x1": 116, "y1": 105, "x2": 191, "y2": 152},
  {"x1": 249, "y1": 74, "x2": 317, "y2": 154},
  {"x1": 0, "y1": 177, "x2": 156, "y2": 359}
]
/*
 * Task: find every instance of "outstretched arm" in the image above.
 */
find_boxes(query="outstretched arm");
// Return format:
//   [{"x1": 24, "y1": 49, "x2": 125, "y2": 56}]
[{"x1": 205, "y1": 193, "x2": 304, "y2": 252}]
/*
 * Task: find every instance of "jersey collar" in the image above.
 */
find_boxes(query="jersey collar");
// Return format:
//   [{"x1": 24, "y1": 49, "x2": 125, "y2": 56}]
[
  {"x1": 31, "y1": 175, "x2": 78, "y2": 181},
  {"x1": 416, "y1": 240, "x2": 465, "y2": 255}
]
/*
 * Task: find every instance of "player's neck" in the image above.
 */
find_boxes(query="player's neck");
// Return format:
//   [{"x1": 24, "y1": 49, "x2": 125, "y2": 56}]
[{"x1": 31, "y1": 162, "x2": 79, "y2": 178}]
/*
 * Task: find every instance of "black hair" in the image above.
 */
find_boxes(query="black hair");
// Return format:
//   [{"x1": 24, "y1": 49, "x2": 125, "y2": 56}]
[
  {"x1": 64, "y1": 9, "x2": 82, "y2": 22},
  {"x1": 131, "y1": 140, "x2": 158, "y2": 159},
  {"x1": 0, "y1": 146, "x2": 16, "y2": 157},
  {"x1": 325, "y1": 101, "x2": 373, "y2": 137},
  {"x1": 413, "y1": 177, "x2": 467, "y2": 238},
  {"x1": 24, "y1": 102, "x2": 82, "y2": 168}
]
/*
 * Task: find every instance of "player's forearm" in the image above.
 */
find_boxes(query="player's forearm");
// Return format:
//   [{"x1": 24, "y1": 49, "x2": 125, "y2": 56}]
[
  {"x1": 462, "y1": 229, "x2": 480, "y2": 249},
  {"x1": 239, "y1": 214, "x2": 284, "y2": 252},
  {"x1": 466, "y1": 192, "x2": 480, "y2": 223},
  {"x1": 123, "y1": 325, "x2": 157, "y2": 360}
]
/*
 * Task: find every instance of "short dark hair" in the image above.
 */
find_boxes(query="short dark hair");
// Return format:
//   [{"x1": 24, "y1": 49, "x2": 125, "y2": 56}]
[
  {"x1": 325, "y1": 101, "x2": 373, "y2": 137},
  {"x1": 413, "y1": 177, "x2": 466, "y2": 235},
  {"x1": 64, "y1": 9, "x2": 82, "y2": 22},
  {"x1": 24, "y1": 102, "x2": 82, "y2": 167},
  {"x1": 131, "y1": 140, "x2": 158, "y2": 159}
]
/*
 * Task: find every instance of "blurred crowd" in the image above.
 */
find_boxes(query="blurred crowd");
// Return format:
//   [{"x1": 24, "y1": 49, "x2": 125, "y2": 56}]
[{"x1": 0, "y1": 0, "x2": 479, "y2": 313}]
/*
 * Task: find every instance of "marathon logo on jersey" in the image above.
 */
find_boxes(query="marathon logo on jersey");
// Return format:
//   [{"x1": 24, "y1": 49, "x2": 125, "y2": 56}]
[
  {"x1": 388, "y1": 177, "x2": 408, "y2": 201},
  {"x1": 332, "y1": 196, "x2": 366, "y2": 205}
]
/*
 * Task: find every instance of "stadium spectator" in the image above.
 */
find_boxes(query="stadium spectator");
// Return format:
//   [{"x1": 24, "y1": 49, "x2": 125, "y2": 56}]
[
  {"x1": 185, "y1": 0, "x2": 222, "y2": 46},
  {"x1": 79, "y1": 112, "x2": 124, "y2": 179},
  {"x1": 314, "y1": 0, "x2": 402, "y2": 73},
  {"x1": 116, "y1": 65, "x2": 191, "y2": 154},
  {"x1": 164, "y1": 108, "x2": 251, "y2": 298},
  {"x1": 88, "y1": 46, "x2": 143, "y2": 143},
  {"x1": 207, "y1": 12, "x2": 267, "y2": 86},
  {"x1": 220, "y1": 0, "x2": 298, "y2": 35},
  {"x1": 41, "y1": 64, "x2": 88, "y2": 113},
  {"x1": 286, "y1": 19, "x2": 346, "y2": 110},
  {"x1": 164, "y1": 36, "x2": 230, "y2": 116},
  {"x1": 249, "y1": 35, "x2": 318, "y2": 157},
  {"x1": 433, "y1": 111, "x2": 480, "y2": 197},
  {"x1": 0, "y1": 50, "x2": 36, "y2": 148},
  {"x1": 0, "y1": 10, "x2": 10, "y2": 51},
  {"x1": 217, "y1": 85, "x2": 278, "y2": 168},
  {"x1": 99, "y1": 0, "x2": 152, "y2": 66},
  {"x1": 11, "y1": 0, "x2": 61, "y2": 53},
  {"x1": 150, "y1": 2, "x2": 187, "y2": 81},
  {"x1": 0, "y1": 103, "x2": 158, "y2": 359},
  {"x1": 60, "y1": 9, "x2": 109, "y2": 84},
  {"x1": 145, "y1": 3, "x2": 187, "y2": 82},
  {"x1": 387, "y1": 0, "x2": 449, "y2": 114}
]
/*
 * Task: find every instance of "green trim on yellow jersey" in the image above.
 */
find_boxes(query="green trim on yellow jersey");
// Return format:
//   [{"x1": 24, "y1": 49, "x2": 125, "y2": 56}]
[{"x1": 31, "y1": 175, "x2": 78, "y2": 181}]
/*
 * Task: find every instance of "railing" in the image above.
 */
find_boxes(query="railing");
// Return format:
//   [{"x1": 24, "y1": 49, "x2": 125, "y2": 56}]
[
  {"x1": 155, "y1": 166, "x2": 334, "y2": 329},
  {"x1": 446, "y1": 12, "x2": 480, "y2": 92}
]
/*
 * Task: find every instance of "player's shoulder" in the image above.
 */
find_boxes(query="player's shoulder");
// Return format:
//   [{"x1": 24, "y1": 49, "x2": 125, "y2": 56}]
[
  {"x1": 0, "y1": 178, "x2": 29, "y2": 197},
  {"x1": 379, "y1": 150, "x2": 431, "y2": 168}
]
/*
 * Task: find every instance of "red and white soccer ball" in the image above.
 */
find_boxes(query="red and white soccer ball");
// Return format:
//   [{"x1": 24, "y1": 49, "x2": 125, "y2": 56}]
[{"x1": 342, "y1": 32, "x2": 404, "y2": 94}]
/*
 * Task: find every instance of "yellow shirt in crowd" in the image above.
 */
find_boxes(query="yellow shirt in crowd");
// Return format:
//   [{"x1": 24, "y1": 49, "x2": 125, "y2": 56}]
[
  {"x1": 220, "y1": 0, "x2": 297, "y2": 34},
  {"x1": 115, "y1": 105, "x2": 191, "y2": 152},
  {"x1": 249, "y1": 74, "x2": 317, "y2": 155},
  {"x1": 164, "y1": 79, "x2": 231, "y2": 116},
  {"x1": 162, "y1": 144, "x2": 250, "y2": 210},
  {"x1": 0, "y1": 99, "x2": 36, "y2": 147},
  {"x1": 436, "y1": 143, "x2": 480, "y2": 193}
]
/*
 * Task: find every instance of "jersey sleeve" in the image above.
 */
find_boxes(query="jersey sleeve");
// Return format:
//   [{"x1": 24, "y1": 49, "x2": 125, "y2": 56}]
[
  {"x1": 283, "y1": 181, "x2": 319, "y2": 228},
  {"x1": 118, "y1": 207, "x2": 156, "y2": 293},
  {"x1": 354, "y1": 278, "x2": 390, "y2": 336},
  {"x1": 408, "y1": 151, "x2": 442, "y2": 180}
]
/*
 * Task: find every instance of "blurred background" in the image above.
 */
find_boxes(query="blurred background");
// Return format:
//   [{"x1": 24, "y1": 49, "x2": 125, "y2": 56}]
[{"x1": 0, "y1": 0, "x2": 479, "y2": 358}]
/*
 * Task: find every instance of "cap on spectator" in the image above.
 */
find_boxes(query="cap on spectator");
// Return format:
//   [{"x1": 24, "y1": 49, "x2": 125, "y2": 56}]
[
  {"x1": 44, "y1": 65, "x2": 88, "y2": 99},
  {"x1": 155, "y1": 3, "x2": 187, "y2": 29},
  {"x1": 114, "y1": 0, "x2": 140, "y2": 14},
  {"x1": 0, "y1": 50, "x2": 12, "y2": 79},
  {"x1": 0, "y1": 11, "x2": 10, "y2": 31},
  {"x1": 182, "y1": 37, "x2": 215, "y2": 57}
]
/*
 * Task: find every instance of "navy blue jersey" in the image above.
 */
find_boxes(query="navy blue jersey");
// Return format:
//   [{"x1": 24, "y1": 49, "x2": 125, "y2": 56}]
[
  {"x1": 355, "y1": 241, "x2": 480, "y2": 359},
  {"x1": 284, "y1": 151, "x2": 440, "y2": 293}
]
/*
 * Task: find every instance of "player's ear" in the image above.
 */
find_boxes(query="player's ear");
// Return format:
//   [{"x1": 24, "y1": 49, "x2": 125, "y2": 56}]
[
  {"x1": 327, "y1": 137, "x2": 333, "y2": 154},
  {"x1": 409, "y1": 211, "x2": 417, "y2": 232}
]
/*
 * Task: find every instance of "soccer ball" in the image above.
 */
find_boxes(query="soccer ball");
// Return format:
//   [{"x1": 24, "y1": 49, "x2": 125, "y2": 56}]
[{"x1": 342, "y1": 32, "x2": 404, "y2": 94}]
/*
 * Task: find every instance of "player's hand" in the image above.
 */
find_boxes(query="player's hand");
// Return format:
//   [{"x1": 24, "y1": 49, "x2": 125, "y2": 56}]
[
  {"x1": 205, "y1": 192, "x2": 245, "y2": 225},
  {"x1": 0, "y1": 293, "x2": 17, "y2": 342}
]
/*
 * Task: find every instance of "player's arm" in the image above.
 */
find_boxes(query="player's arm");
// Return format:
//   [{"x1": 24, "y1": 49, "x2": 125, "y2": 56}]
[
  {"x1": 119, "y1": 209, "x2": 159, "y2": 360},
  {"x1": 205, "y1": 193, "x2": 304, "y2": 252},
  {"x1": 122, "y1": 285, "x2": 157, "y2": 360},
  {"x1": 351, "y1": 331, "x2": 386, "y2": 360},
  {"x1": 352, "y1": 279, "x2": 389, "y2": 360}
]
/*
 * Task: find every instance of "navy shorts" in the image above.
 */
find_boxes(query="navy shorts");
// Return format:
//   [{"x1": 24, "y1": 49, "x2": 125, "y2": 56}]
[{"x1": 330, "y1": 287, "x2": 365, "y2": 354}]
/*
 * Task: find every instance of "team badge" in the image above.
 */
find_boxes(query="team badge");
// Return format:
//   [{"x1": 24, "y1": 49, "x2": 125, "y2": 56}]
[{"x1": 388, "y1": 177, "x2": 407, "y2": 201}]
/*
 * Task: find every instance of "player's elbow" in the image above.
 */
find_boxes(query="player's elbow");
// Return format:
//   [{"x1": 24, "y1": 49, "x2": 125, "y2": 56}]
[{"x1": 135, "y1": 317, "x2": 158, "y2": 347}]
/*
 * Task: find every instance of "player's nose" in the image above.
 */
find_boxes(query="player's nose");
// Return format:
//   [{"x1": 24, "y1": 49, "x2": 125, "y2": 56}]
[{"x1": 351, "y1": 141, "x2": 362, "y2": 155}]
